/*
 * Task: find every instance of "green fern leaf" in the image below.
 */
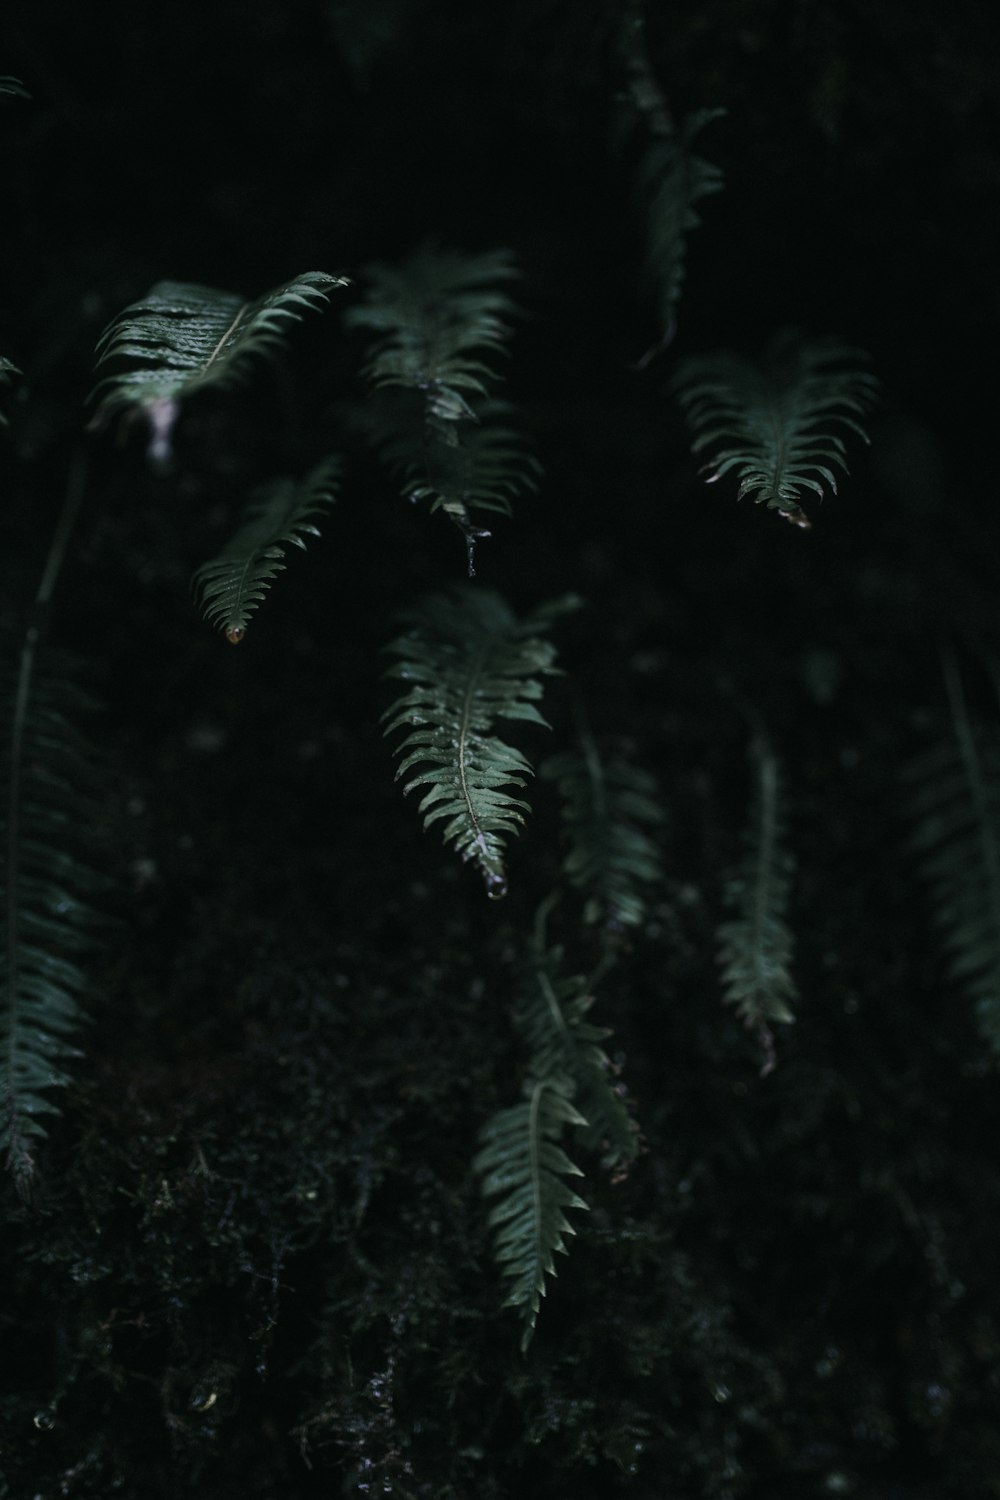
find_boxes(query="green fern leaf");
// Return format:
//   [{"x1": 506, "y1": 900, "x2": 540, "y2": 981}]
[
  {"x1": 637, "y1": 107, "x2": 725, "y2": 349},
  {"x1": 717, "y1": 735, "x2": 797, "y2": 1057},
  {"x1": 1, "y1": 664, "x2": 105, "y2": 1193},
  {"x1": 0, "y1": 77, "x2": 30, "y2": 99},
  {"x1": 192, "y1": 457, "x2": 340, "y2": 643},
  {"x1": 516, "y1": 929, "x2": 640, "y2": 1171},
  {"x1": 348, "y1": 246, "x2": 517, "y2": 410},
  {"x1": 907, "y1": 653, "x2": 1000, "y2": 1054},
  {"x1": 348, "y1": 247, "x2": 531, "y2": 567},
  {"x1": 541, "y1": 732, "x2": 664, "y2": 932},
  {"x1": 0, "y1": 355, "x2": 18, "y2": 427},
  {"x1": 383, "y1": 587, "x2": 575, "y2": 896},
  {"x1": 89, "y1": 272, "x2": 347, "y2": 467},
  {"x1": 673, "y1": 331, "x2": 878, "y2": 527},
  {"x1": 474, "y1": 1076, "x2": 588, "y2": 1351}
]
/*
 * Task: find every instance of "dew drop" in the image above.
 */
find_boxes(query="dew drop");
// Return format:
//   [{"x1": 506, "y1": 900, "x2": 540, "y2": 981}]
[
  {"x1": 225, "y1": 625, "x2": 246, "y2": 645},
  {"x1": 33, "y1": 1408, "x2": 55, "y2": 1431},
  {"x1": 484, "y1": 872, "x2": 508, "y2": 900}
]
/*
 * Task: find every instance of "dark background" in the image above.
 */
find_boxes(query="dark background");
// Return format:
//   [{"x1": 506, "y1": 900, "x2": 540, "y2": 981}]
[{"x1": 3, "y1": 1, "x2": 1000, "y2": 1495}]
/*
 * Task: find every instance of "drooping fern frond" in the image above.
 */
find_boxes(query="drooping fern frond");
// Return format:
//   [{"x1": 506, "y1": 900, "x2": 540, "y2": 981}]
[
  {"x1": 474, "y1": 1075, "x2": 588, "y2": 1351},
  {"x1": 0, "y1": 355, "x2": 18, "y2": 426},
  {"x1": 383, "y1": 587, "x2": 575, "y2": 896},
  {"x1": 1, "y1": 661, "x2": 105, "y2": 1194},
  {"x1": 541, "y1": 730, "x2": 664, "y2": 933},
  {"x1": 192, "y1": 457, "x2": 340, "y2": 643},
  {"x1": 673, "y1": 331, "x2": 878, "y2": 528},
  {"x1": 618, "y1": 0, "x2": 723, "y2": 355},
  {"x1": 89, "y1": 272, "x2": 347, "y2": 467},
  {"x1": 347, "y1": 247, "x2": 533, "y2": 569},
  {"x1": 515, "y1": 915, "x2": 640, "y2": 1172},
  {"x1": 717, "y1": 733, "x2": 797, "y2": 1069},
  {"x1": 906, "y1": 652, "x2": 1000, "y2": 1055}
]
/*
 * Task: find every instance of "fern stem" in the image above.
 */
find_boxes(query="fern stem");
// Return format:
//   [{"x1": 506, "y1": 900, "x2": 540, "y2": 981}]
[{"x1": 4, "y1": 448, "x2": 88, "y2": 1162}]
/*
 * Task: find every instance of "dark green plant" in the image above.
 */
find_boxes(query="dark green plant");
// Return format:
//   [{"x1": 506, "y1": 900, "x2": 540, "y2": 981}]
[
  {"x1": 382, "y1": 585, "x2": 574, "y2": 897},
  {"x1": 348, "y1": 247, "x2": 538, "y2": 570},
  {"x1": 673, "y1": 331, "x2": 878, "y2": 528},
  {"x1": 716, "y1": 730, "x2": 797, "y2": 1071},
  {"x1": 89, "y1": 273, "x2": 347, "y2": 467},
  {"x1": 193, "y1": 457, "x2": 341, "y2": 643},
  {"x1": 907, "y1": 651, "x2": 1000, "y2": 1054}
]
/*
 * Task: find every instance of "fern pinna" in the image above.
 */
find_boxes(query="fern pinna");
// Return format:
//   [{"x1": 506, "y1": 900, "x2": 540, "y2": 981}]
[
  {"x1": 89, "y1": 272, "x2": 346, "y2": 467},
  {"x1": 1, "y1": 662, "x2": 104, "y2": 1193},
  {"x1": 347, "y1": 247, "x2": 538, "y2": 570},
  {"x1": 474, "y1": 1075, "x2": 588, "y2": 1352},
  {"x1": 383, "y1": 587, "x2": 574, "y2": 896},
  {"x1": 541, "y1": 730, "x2": 664, "y2": 934},
  {"x1": 193, "y1": 458, "x2": 340, "y2": 643},
  {"x1": 673, "y1": 331, "x2": 877, "y2": 528},
  {"x1": 907, "y1": 652, "x2": 1000, "y2": 1055},
  {"x1": 717, "y1": 732, "x2": 797, "y2": 1068}
]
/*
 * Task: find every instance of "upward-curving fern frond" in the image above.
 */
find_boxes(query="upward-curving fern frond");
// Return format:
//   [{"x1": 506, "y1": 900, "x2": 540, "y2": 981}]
[
  {"x1": 0, "y1": 76, "x2": 29, "y2": 98},
  {"x1": 907, "y1": 652, "x2": 1000, "y2": 1055},
  {"x1": 383, "y1": 587, "x2": 575, "y2": 897},
  {"x1": 673, "y1": 331, "x2": 878, "y2": 528},
  {"x1": 1, "y1": 661, "x2": 105, "y2": 1194},
  {"x1": 474, "y1": 1075, "x2": 588, "y2": 1351},
  {"x1": 347, "y1": 247, "x2": 533, "y2": 569},
  {"x1": 717, "y1": 733, "x2": 797, "y2": 1069},
  {"x1": 192, "y1": 457, "x2": 340, "y2": 643},
  {"x1": 89, "y1": 272, "x2": 347, "y2": 467},
  {"x1": 541, "y1": 730, "x2": 664, "y2": 933}
]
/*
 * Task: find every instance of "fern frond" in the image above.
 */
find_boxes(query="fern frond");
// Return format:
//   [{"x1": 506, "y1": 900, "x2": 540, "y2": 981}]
[
  {"x1": 717, "y1": 735, "x2": 797, "y2": 1060},
  {"x1": 348, "y1": 246, "x2": 517, "y2": 410},
  {"x1": 673, "y1": 332, "x2": 878, "y2": 527},
  {"x1": 907, "y1": 653, "x2": 1000, "y2": 1054},
  {"x1": 89, "y1": 272, "x2": 347, "y2": 467},
  {"x1": 617, "y1": 1, "x2": 723, "y2": 351},
  {"x1": 0, "y1": 77, "x2": 29, "y2": 98},
  {"x1": 516, "y1": 927, "x2": 640, "y2": 1171},
  {"x1": 1, "y1": 664, "x2": 104, "y2": 1193},
  {"x1": 348, "y1": 247, "x2": 532, "y2": 567},
  {"x1": 192, "y1": 457, "x2": 340, "y2": 643},
  {"x1": 474, "y1": 1075, "x2": 588, "y2": 1351},
  {"x1": 541, "y1": 732, "x2": 664, "y2": 932},
  {"x1": 383, "y1": 587, "x2": 575, "y2": 896},
  {"x1": 636, "y1": 108, "x2": 725, "y2": 350},
  {"x1": 0, "y1": 355, "x2": 18, "y2": 426}
]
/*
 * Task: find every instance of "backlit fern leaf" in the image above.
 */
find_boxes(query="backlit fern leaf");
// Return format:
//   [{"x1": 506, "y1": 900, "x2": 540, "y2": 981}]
[
  {"x1": 383, "y1": 587, "x2": 575, "y2": 896},
  {"x1": 1, "y1": 663, "x2": 105, "y2": 1194},
  {"x1": 907, "y1": 653, "x2": 1000, "y2": 1054},
  {"x1": 673, "y1": 332, "x2": 878, "y2": 528},
  {"x1": 90, "y1": 272, "x2": 346, "y2": 467},
  {"x1": 193, "y1": 457, "x2": 340, "y2": 643},
  {"x1": 541, "y1": 732, "x2": 664, "y2": 932},
  {"x1": 348, "y1": 247, "x2": 532, "y2": 568},
  {"x1": 474, "y1": 1076, "x2": 588, "y2": 1351},
  {"x1": 717, "y1": 735, "x2": 797, "y2": 1062},
  {"x1": 515, "y1": 926, "x2": 640, "y2": 1172}
]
